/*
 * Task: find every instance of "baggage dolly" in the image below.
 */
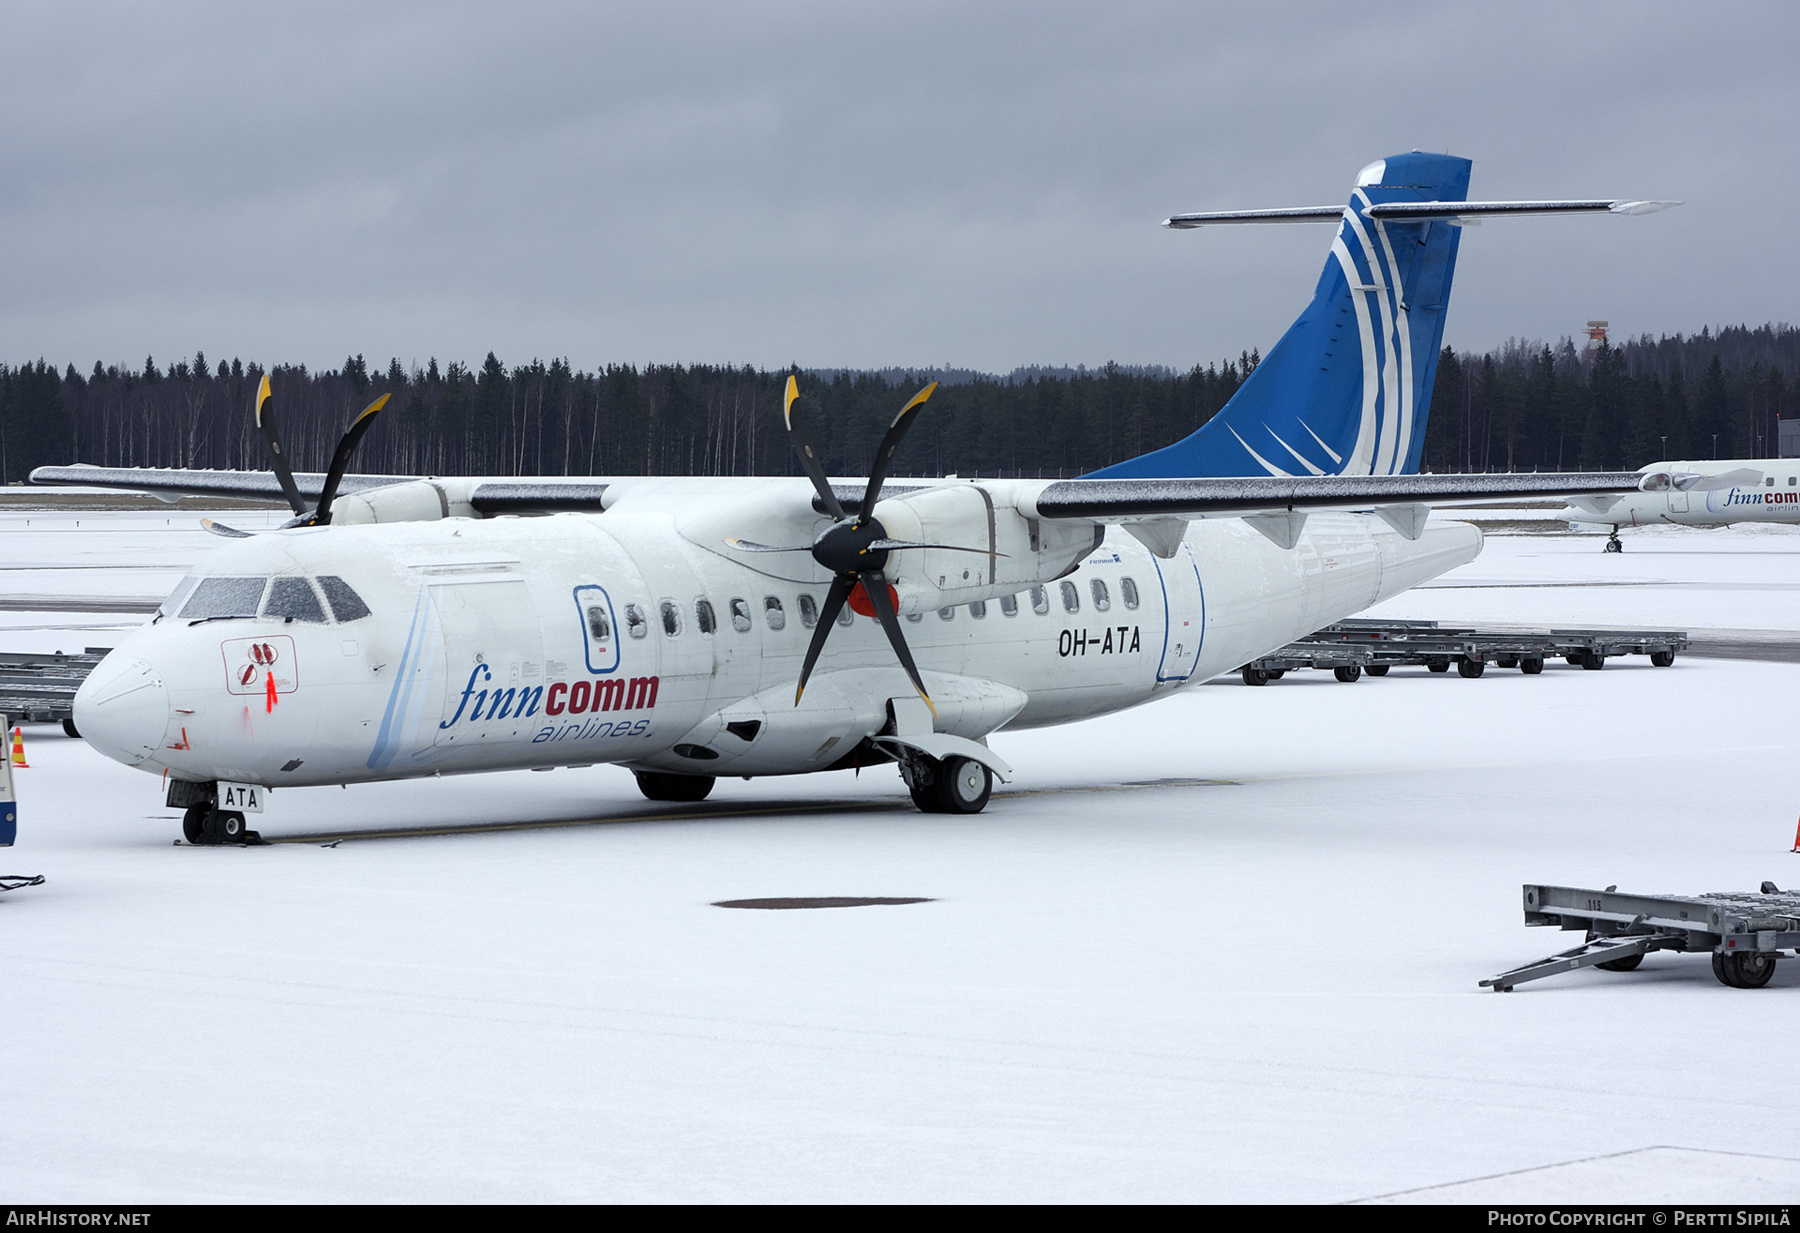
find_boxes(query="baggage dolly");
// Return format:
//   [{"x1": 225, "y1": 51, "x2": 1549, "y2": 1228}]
[
  {"x1": 1240, "y1": 620, "x2": 1686, "y2": 684},
  {"x1": 0, "y1": 647, "x2": 111, "y2": 736},
  {"x1": 1481, "y1": 882, "x2": 1800, "y2": 991}
]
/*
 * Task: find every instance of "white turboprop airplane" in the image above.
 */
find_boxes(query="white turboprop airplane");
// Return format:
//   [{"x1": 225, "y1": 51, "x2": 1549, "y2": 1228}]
[
  {"x1": 1565, "y1": 459, "x2": 1800, "y2": 550},
  {"x1": 33, "y1": 153, "x2": 1672, "y2": 843}
]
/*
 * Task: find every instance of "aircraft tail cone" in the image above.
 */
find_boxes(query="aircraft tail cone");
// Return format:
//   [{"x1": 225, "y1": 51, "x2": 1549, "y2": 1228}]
[{"x1": 10, "y1": 726, "x2": 28, "y2": 769}]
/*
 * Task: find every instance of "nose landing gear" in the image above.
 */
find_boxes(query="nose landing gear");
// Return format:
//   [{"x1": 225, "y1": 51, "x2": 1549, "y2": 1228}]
[
  {"x1": 1604, "y1": 529, "x2": 1624, "y2": 553},
  {"x1": 180, "y1": 804, "x2": 261, "y2": 846}
]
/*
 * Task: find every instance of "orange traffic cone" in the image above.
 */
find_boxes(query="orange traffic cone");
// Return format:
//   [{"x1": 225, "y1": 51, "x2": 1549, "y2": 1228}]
[
  {"x1": 10, "y1": 726, "x2": 28, "y2": 769},
  {"x1": 1792, "y1": 813, "x2": 1800, "y2": 853}
]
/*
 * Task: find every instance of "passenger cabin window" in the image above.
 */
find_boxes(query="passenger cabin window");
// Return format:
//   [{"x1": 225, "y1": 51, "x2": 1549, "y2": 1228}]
[
  {"x1": 938, "y1": 606, "x2": 955, "y2": 621},
  {"x1": 969, "y1": 600, "x2": 987, "y2": 619},
  {"x1": 695, "y1": 599, "x2": 717, "y2": 635},
  {"x1": 586, "y1": 604, "x2": 612, "y2": 641},
  {"x1": 264, "y1": 577, "x2": 326, "y2": 624},
  {"x1": 763, "y1": 596, "x2": 786, "y2": 630},
  {"x1": 799, "y1": 594, "x2": 819, "y2": 629},
  {"x1": 1030, "y1": 586, "x2": 1049, "y2": 615},
  {"x1": 1790, "y1": 477, "x2": 1796, "y2": 486},
  {"x1": 1060, "y1": 580, "x2": 1080, "y2": 613},
  {"x1": 660, "y1": 599, "x2": 682, "y2": 636},
  {"x1": 575, "y1": 585, "x2": 618, "y2": 673},
  {"x1": 1768, "y1": 477, "x2": 1775, "y2": 486},
  {"x1": 180, "y1": 576, "x2": 268, "y2": 620},
  {"x1": 1091, "y1": 578, "x2": 1111, "y2": 612},
  {"x1": 999, "y1": 594, "x2": 1018, "y2": 617},
  {"x1": 318, "y1": 576, "x2": 371, "y2": 623},
  {"x1": 730, "y1": 597, "x2": 753, "y2": 633},
  {"x1": 905, "y1": 611, "x2": 922, "y2": 623},
  {"x1": 1121, "y1": 577, "x2": 1140, "y2": 610},
  {"x1": 625, "y1": 603, "x2": 648, "y2": 638},
  {"x1": 836, "y1": 603, "x2": 854, "y2": 627}
]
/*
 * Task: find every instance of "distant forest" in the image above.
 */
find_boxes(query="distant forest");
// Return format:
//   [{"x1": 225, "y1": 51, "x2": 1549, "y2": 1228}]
[{"x1": 2, "y1": 325, "x2": 1795, "y2": 485}]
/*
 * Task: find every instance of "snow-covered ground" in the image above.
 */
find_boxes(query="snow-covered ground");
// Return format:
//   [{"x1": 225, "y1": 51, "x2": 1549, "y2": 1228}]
[{"x1": 5, "y1": 505, "x2": 1800, "y2": 1203}]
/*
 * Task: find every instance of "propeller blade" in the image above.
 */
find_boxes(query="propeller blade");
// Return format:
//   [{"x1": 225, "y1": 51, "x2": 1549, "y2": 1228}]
[
  {"x1": 859, "y1": 567, "x2": 934, "y2": 713},
  {"x1": 201, "y1": 518, "x2": 255, "y2": 539},
  {"x1": 314, "y1": 392, "x2": 391, "y2": 524},
  {"x1": 253, "y1": 373, "x2": 307, "y2": 517},
  {"x1": 795, "y1": 573, "x2": 855, "y2": 706},
  {"x1": 857, "y1": 382, "x2": 937, "y2": 526},
  {"x1": 865, "y1": 538, "x2": 1006, "y2": 557},
  {"x1": 724, "y1": 537, "x2": 811, "y2": 553},
  {"x1": 782, "y1": 375, "x2": 846, "y2": 521}
]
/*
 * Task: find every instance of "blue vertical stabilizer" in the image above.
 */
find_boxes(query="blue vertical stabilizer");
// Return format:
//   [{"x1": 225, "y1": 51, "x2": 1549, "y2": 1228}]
[{"x1": 1090, "y1": 153, "x2": 1471, "y2": 479}]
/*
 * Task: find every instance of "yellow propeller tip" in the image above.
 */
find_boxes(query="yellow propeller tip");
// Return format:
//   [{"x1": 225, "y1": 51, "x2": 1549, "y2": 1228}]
[{"x1": 783, "y1": 375, "x2": 799, "y2": 428}]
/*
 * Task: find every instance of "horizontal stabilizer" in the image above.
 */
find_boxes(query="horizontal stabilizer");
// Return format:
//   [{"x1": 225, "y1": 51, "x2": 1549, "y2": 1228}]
[
  {"x1": 1166, "y1": 199, "x2": 1680, "y2": 228},
  {"x1": 1162, "y1": 206, "x2": 1344, "y2": 228}
]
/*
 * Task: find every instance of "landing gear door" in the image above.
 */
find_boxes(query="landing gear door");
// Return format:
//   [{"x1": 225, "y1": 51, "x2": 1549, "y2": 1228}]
[{"x1": 1150, "y1": 543, "x2": 1205, "y2": 684}]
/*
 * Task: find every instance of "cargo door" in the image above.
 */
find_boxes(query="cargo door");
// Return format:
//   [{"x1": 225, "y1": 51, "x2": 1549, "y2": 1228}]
[{"x1": 429, "y1": 578, "x2": 545, "y2": 752}]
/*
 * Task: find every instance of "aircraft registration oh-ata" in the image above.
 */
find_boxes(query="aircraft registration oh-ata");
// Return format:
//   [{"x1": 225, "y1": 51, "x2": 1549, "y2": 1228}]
[{"x1": 34, "y1": 153, "x2": 1678, "y2": 843}]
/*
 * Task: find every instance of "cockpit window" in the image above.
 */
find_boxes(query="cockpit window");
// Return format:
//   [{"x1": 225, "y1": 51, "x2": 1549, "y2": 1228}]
[
  {"x1": 159, "y1": 576, "x2": 199, "y2": 618},
  {"x1": 317, "y1": 576, "x2": 371, "y2": 623},
  {"x1": 179, "y1": 576, "x2": 268, "y2": 620},
  {"x1": 264, "y1": 577, "x2": 327, "y2": 623}
]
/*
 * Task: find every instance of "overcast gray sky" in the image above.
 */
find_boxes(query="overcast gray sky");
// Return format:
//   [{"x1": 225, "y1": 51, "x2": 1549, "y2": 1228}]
[{"x1": 3, "y1": 1, "x2": 1795, "y2": 374}]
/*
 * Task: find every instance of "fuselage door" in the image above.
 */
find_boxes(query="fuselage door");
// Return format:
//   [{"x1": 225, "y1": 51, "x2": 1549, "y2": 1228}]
[
  {"x1": 429, "y1": 578, "x2": 546, "y2": 752},
  {"x1": 1149, "y1": 543, "x2": 1204, "y2": 683},
  {"x1": 1668, "y1": 489, "x2": 1689, "y2": 514}
]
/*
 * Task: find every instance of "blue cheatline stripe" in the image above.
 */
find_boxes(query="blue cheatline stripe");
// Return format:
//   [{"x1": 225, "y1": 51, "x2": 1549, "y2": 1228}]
[{"x1": 367, "y1": 586, "x2": 427, "y2": 771}]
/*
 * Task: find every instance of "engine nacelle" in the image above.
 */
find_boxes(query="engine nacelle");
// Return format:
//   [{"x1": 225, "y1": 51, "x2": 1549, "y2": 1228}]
[
  {"x1": 872, "y1": 483, "x2": 1101, "y2": 613},
  {"x1": 331, "y1": 479, "x2": 479, "y2": 525}
]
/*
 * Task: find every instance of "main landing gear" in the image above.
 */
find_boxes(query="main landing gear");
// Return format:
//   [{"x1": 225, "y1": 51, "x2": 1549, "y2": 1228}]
[
  {"x1": 180, "y1": 804, "x2": 259, "y2": 846},
  {"x1": 1604, "y1": 529, "x2": 1624, "y2": 553},
  {"x1": 898, "y1": 751, "x2": 994, "y2": 814}
]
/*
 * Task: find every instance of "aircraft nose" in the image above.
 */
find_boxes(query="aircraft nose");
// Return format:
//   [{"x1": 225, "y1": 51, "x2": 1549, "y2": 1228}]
[{"x1": 74, "y1": 653, "x2": 170, "y2": 767}]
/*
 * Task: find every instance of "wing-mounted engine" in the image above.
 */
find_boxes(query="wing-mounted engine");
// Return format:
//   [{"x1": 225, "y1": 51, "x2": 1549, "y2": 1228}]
[
  {"x1": 872, "y1": 482, "x2": 1101, "y2": 614},
  {"x1": 335, "y1": 478, "x2": 614, "y2": 524},
  {"x1": 332, "y1": 478, "x2": 478, "y2": 525}
]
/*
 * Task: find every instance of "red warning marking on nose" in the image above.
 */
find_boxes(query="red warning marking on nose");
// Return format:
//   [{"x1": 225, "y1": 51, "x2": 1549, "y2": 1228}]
[{"x1": 222, "y1": 635, "x2": 297, "y2": 697}]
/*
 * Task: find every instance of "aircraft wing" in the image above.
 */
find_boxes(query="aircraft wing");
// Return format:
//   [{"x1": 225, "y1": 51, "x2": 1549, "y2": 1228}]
[
  {"x1": 1030, "y1": 471, "x2": 1647, "y2": 520},
  {"x1": 28, "y1": 466, "x2": 611, "y2": 515}
]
